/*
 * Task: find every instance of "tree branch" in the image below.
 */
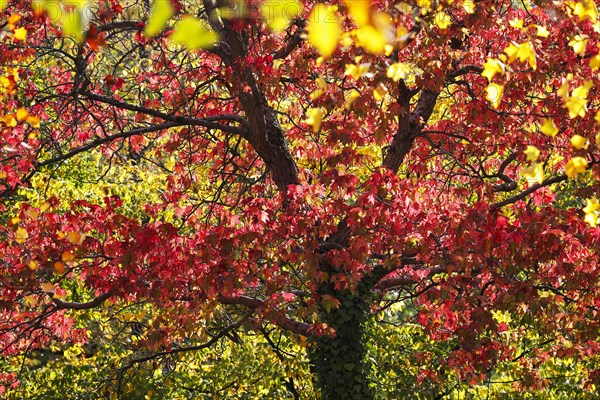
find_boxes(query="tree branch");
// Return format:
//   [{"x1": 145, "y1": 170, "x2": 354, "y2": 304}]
[
  {"x1": 53, "y1": 292, "x2": 113, "y2": 310},
  {"x1": 81, "y1": 91, "x2": 249, "y2": 136},
  {"x1": 383, "y1": 88, "x2": 439, "y2": 172},
  {"x1": 121, "y1": 313, "x2": 250, "y2": 368},
  {"x1": 218, "y1": 295, "x2": 313, "y2": 336},
  {"x1": 36, "y1": 123, "x2": 181, "y2": 168},
  {"x1": 491, "y1": 160, "x2": 599, "y2": 208},
  {"x1": 273, "y1": 19, "x2": 307, "y2": 60},
  {"x1": 377, "y1": 265, "x2": 446, "y2": 292}
]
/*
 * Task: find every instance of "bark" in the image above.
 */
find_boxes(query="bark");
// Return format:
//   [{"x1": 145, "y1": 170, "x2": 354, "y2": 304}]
[
  {"x1": 383, "y1": 88, "x2": 439, "y2": 172},
  {"x1": 216, "y1": 15, "x2": 300, "y2": 192},
  {"x1": 209, "y1": 10, "x2": 446, "y2": 399},
  {"x1": 235, "y1": 82, "x2": 300, "y2": 192}
]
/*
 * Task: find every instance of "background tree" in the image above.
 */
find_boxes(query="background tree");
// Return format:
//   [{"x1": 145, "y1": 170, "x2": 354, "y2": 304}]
[{"x1": 1, "y1": 0, "x2": 600, "y2": 398}]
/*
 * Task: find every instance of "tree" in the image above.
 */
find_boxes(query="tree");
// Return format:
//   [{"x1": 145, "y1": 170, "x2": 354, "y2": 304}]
[{"x1": 1, "y1": 0, "x2": 600, "y2": 398}]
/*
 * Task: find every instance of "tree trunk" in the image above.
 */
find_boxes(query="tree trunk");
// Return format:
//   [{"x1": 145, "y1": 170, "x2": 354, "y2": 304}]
[{"x1": 309, "y1": 287, "x2": 374, "y2": 400}]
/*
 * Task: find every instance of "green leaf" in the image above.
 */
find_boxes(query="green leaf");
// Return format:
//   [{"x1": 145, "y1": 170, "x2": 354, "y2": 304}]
[{"x1": 145, "y1": 0, "x2": 175, "y2": 37}]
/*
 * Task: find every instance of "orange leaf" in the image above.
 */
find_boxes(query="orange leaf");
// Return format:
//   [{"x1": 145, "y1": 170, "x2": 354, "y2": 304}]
[
  {"x1": 54, "y1": 261, "x2": 66, "y2": 274},
  {"x1": 61, "y1": 251, "x2": 75, "y2": 263}
]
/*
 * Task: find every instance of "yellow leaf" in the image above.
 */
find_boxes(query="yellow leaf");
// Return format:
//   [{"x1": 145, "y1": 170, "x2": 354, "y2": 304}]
[
  {"x1": 373, "y1": 83, "x2": 387, "y2": 101},
  {"x1": 463, "y1": 0, "x2": 475, "y2": 14},
  {"x1": 524, "y1": 145, "x2": 540, "y2": 162},
  {"x1": 504, "y1": 42, "x2": 536, "y2": 70},
  {"x1": 13, "y1": 27, "x2": 27, "y2": 41},
  {"x1": 306, "y1": 108, "x2": 323, "y2": 132},
  {"x1": 353, "y1": 24, "x2": 388, "y2": 54},
  {"x1": 395, "y1": 25, "x2": 409, "y2": 41},
  {"x1": 40, "y1": 202, "x2": 51, "y2": 213},
  {"x1": 481, "y1": 58, "x2": 505, "y2": 81},
  {"x1": 24, "y1": 114, "x2": 40, "y2": 128},
  {"x1": 344, "y1": 0, "x2": 370, "y2": 26},
  {"x1": 344, "y1": 89, "x2": 361, "y2": 110},
  {"x1": 308, "y1": 5, "x2": 341, "y2": 57},
  {"x1": 7, "y1": 14, "x2": 22, "y2": 30},
  {"x1": 536, "y1": 25, "x2": 550, "y2": 38},
  {"x1": 417, "y1": 0, "x2": 431, "y2": 9},
  {"x1": 1, "y1": 114, "x2": 17, "y2": 127},
  {"x1": 509, "y1": 18, "x2": 524, "y2": 29},
  {"x1": 61, "y1": 11, "x2": 84, "y2": 43},
  {"x1": 573, "y1": 1, "x2": 598, "y2": 22},
  {"x1": 345, "y1": 63, "x2": 371, "y2": 79},
  {"x1": 504, "y1": 42, "x2": 519, "y2": 63},
  {"x1": 145, "y1": 0, "x2": 175, "y2": 37},
  {"x1": 583, "y1": 199, "x2": 599, "y2": 226},
  {"x1": 170, "y1": 16, "x2": 218, "y2": 50},
  {"x1": 395, "y1": 2, "x2": 412, "y2": 14},
  {"x1": 435, "y1": 11, "x2": 452, "y2": 29},
  {"x1": 262, "y1": 0, "x2": 302, "y2": 33},
  {"x1": 564, "y1": 156, "x2": 588, "y2": 178},
  {"x1": 557, "y1": 80, "x2": 570, "y2": 99},
  {"x1": 15, "y1": 227, "x2": 28, "y2": 244},
  {"x1": 570, "y1": 134, "x2": 588, "y2": 149},
  {"x1": 518, "y1": 42, "x2": 537, "y2": 70},
  {"x1": 66, "y1": 231, "x2": 82, "y2": 244},
  {"x1": 569, "y1": 34, "x2": 589, "y2": 55},
  {"x1": 540, "y1": 119, "x2": 559, "y2": 137},
  {"x1": 0, "y1": 0, "x2": 6, "y2": 11},
  {"x1": 310, "y1": 77, "x2": 326, "y2": 99},
  {"x1": 28, "y1": 261, "x2": 38, "y2": 271},
  {"x1": 590, "y1": 54, "x2": 600, "y2": 70},
  {"x1": 24, "y1": 208, "x2": 39, "y2": 219},
  {"x1": 16, "y1": 108, "x2": 28, "y2": 121},
  {"x1": 565, "y1": 96, "x2": 587, "y2": 118},
  {"x1": 583, "y1": 198, "x2": 600, "y2": 214},
  {"x1": 584, "y1": 212, "x2": 598, "y2": 227},
  {"x1": 521, "y1": 163, "x2": 544, "y2": 184},
  {"x1": 387, "y1": 62, "x2": 410, "y2": 82},
  {"x1": 316, "y1": 76, "x2": 327, "y2": 89},
  {"x1": 563, "y1": 81, "x2": 592, "y2": 118},
  {"x1": 41, "y1": 282, "x2": 56, "y2": 293},
  {"x1": 571, "y1": 80, "x2": 593, "y2": 99},
  {"x1": 486, "y1": 83, "x2": 503, "y2": 109},
  {"x1": 24, "y1": 295, "x2": 38, "y2": 307}
]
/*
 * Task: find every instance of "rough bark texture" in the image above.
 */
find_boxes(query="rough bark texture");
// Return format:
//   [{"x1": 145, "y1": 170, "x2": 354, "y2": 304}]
[
  {"x1": 236, "y1": 83, "x2": 300, "y2": 192},
  {"x1": 219, "y1": 18, "x2": 300, "y2": 192},
  {"x1": 383, "y1": 88, "x2": 439, "y2": 172}
]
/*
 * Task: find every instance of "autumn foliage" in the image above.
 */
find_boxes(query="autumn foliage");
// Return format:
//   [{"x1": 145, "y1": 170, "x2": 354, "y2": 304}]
[{"x1": 1, "y1": 0, "x2": 600, "y2": 398}]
